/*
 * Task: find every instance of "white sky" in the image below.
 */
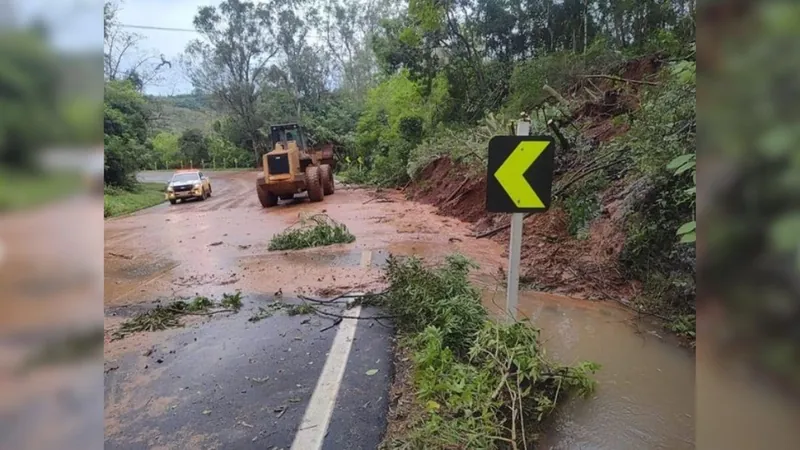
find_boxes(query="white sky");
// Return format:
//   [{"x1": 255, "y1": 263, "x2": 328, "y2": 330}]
[
  {"x1": 7, "y1": 0, "x2": 333, "y2": 96},
  {"x1": 115, "y1": 0, "x2": 217, "y2": 95},
  {"x1": 115, "y1": 0, "x2": 325, "y2": 96}
]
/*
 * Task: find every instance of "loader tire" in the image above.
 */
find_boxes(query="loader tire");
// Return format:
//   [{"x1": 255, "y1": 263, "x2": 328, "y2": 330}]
[
  {"x1": 305, "y1": 166, "x2": 324, "y2": 202},
  {"x1": 319, "y1": 164, "x2": 334, "y2": 195},
  {"x1": 256, "y1": 175, "x2": 278, "y2": 208}
]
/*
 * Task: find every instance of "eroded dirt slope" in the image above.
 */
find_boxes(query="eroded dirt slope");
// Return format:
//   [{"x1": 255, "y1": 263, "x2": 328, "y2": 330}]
[{"x1": 406, "y1": 55, "x2": 666, "y2": 301}]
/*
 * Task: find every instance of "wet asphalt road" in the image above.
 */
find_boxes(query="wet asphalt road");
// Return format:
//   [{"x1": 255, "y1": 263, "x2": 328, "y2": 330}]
[
  {"x1": 104, "y1": 170, "x2": 503, "y2": 449},
  {"x1": 104, "y1": 296, "x2": 393, "y2": 449}
]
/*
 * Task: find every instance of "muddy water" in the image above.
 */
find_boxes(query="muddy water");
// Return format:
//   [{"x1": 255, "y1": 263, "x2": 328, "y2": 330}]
[{"x1": 478, "y1": 280, "x2": 695, "y2": 449}]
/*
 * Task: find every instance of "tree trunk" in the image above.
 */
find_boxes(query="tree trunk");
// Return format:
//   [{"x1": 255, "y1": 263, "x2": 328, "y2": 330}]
[{"x1": 583, "y1": 0, "x2": 589, "y2": 53}]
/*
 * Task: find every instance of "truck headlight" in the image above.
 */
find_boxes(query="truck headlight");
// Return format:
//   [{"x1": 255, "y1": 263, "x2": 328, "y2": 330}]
[
  {"x1": 167, "y1": 186, "x2": 174, "y2": 192},
  {"x1": 194, "y1": 183, "x2": 202, "y2": 188}
]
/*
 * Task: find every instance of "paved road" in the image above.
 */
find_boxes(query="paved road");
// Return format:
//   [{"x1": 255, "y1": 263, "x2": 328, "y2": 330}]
[{"x1": 104, "y1": 171, "x2": 503, "y2": 449}]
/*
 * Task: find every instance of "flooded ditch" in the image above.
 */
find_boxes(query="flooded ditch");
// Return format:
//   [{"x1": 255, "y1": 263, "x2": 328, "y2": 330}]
[{"x1": 478, "y1": 280, "x2": 695, "y2": 449}]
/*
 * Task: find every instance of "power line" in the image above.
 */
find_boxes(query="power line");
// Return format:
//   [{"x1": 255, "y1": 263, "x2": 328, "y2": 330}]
[
  {"x1": 120, "y1": 24, "x2": 197, "y2": 32},
  {"x1": 118, "y1": 23, "x2": 325, "y2": 40}
]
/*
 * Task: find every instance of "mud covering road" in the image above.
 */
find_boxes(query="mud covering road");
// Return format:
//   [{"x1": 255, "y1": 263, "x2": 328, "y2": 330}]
[{"x1": 104, "y1": 170, "x2": 504, "y2": 449}]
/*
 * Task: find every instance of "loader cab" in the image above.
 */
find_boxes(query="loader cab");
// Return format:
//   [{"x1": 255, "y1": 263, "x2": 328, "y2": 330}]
[
  {"x1": 270, "y1": 123, "x2": 307, "y2": 152},
  {"x1": 263, "y1": 123, "x2": 310, "y2": 180}
]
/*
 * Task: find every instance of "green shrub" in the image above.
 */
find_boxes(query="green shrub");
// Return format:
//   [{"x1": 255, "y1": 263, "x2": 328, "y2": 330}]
[
  {"x1": 268, "y1": 214, "x2": 356, "y2": 251},
  {"x1": 561, "y1": 171, "x2": 609, "y2": 238},
  {"x1": 380, "y1": 255, "x2": 599, "y2": 449},
  {"x1": 383, "y1": 254, "x2": 487, "y2": 356}
]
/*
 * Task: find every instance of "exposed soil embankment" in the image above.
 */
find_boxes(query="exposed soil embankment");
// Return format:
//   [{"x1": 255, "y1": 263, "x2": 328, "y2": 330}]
[
  {"x1": 407, "y1": 54, "x2": 667, "y2": 301},
  {"x1": 408, "y1": 161, "x2": 632, "y2": 300}
]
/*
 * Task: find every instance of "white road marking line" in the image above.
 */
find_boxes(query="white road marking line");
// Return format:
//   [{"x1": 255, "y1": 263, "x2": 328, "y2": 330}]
[
  {"x1": 360, "y1": 249, "x2": 372, "y2": 267},
  {"x1": 290, "y1": 302, "x2": 362, "y2": 450}
]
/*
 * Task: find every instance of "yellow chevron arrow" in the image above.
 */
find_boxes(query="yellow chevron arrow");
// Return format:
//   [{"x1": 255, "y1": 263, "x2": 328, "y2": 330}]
[{"x1": 494, "y1": 140, "x2": 548, "y2": 208}]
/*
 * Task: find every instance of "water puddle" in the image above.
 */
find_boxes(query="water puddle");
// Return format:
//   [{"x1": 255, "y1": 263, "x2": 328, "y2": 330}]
[{"x1": 479, "y1": 282, "x2": 695, "y2": 450}]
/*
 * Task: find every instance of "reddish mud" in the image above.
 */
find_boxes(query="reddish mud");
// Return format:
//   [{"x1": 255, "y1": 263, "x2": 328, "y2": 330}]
[{"x1": 103, "y1": 171, "x2": 505, "y2": 355}]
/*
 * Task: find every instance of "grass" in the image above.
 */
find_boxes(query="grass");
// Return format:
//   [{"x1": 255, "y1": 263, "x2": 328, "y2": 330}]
[
  {"x1": 104, "y1": 182, "x2": 166, "y2": 218},
  {"x1": 268, "y1": 213, "x2": 356, "y2": 251},
  {"x1": 374, "y1": 254, "x2": 599, "y2": 449},
  {"x1": 0, "y1": 167, "x2": 84, "y2": 212}
]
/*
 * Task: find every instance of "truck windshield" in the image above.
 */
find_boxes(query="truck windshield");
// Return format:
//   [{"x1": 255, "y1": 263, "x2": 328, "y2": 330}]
[{"x1": 172, "y1": 173, "x2": 200, "y2": 183}]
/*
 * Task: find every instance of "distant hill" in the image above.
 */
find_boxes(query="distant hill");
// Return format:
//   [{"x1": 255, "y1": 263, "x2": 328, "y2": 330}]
[{"x1": 147, "y1": 93, "x2": 219, "y2": 133}]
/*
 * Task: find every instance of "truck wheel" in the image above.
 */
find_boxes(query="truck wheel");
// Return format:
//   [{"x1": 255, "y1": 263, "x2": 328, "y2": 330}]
[
  {"x1": 256, "y1": 175, "x2": 278, "y2": 208},
  {"x1": 319, "y1": 164, "x2": 334, "y2": 195},
  {"x1": 169, "y1": 199, "x2": 177, "y2": 205},
  {"x1": 305, "y1": 166, "x2": 324, "y2": 202}
]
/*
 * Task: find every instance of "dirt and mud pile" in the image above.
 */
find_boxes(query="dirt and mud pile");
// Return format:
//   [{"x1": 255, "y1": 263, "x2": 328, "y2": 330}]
[{"x1": 407, "y1": 54, "x2": 665, "y2": 301}]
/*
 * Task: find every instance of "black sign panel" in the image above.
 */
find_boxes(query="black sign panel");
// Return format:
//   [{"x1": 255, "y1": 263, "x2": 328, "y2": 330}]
[{"x1": 486, "y1": 136, "x2": 555, "y2": 213}]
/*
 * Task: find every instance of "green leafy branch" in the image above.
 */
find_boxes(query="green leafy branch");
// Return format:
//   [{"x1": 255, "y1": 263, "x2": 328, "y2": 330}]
[{"x1": 667, "y1": 153, "x2": 696, "y2": 243}]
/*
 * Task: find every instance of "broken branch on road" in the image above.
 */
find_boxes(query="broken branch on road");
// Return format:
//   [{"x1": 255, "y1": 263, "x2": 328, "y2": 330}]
[
  {"x1": 268, "y1": 213, "x2": 356, "y2": 251},
  {"x1": 112, "y1": 293, "x2": 244, "y2": 340}
]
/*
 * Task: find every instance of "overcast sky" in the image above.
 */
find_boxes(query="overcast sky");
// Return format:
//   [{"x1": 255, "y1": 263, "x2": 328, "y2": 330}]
[
  {"x1": 9, "y1": 0, "x2": 323, "y2": 96},
  {"x1": 114, "y1": 0, "x2": 216, "y2": 95}
]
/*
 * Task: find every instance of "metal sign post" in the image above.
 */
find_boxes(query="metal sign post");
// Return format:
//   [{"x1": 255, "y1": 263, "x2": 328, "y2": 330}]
[
  {"x1": 485, "y1": 120, "x2": 555, "y2": 322},
  {"x1": 505, "y1": 119, "x2": 531, "y2": 320}
]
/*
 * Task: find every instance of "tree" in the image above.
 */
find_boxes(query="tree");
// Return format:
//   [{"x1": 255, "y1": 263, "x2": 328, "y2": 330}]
[
  {"x1": 104, "y1": 79, "x2": 151, "y2": 187},
  {"x1": 103, "y1": 1, "x2": 170, "y2": 88},
  {"x1": 208, "y1": 135, "x2": 250, "y2": 168},
  {"x1": 151, "y1": 131, "x2": 180, "y2": 168},
  {"x1": 183, "y1": 0, "x2": 286, "y2": 165},
  {"x1": 178, "y1": 129, "x2": 210, "y2": 166}
]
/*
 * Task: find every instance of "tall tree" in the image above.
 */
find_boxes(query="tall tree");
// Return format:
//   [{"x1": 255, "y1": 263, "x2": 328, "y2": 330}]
[
  {"x1": 183, "y1": 0, "x2": 287, "y2": 164},
  {"x1": 103, "y1": 1, "x2": 169, "y2": 87}
]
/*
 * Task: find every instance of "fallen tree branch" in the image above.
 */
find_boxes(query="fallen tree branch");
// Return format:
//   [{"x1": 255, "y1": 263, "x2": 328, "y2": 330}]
[
  {"x1": 580, "y1": 74, "x2": 659, "y2": 86},
  {"x1": 298, "y1": 294, "x2": 348, "y2": 304},
  {"x1": 299, "y1": 291, "x2": 388, "y2": 305},
  {"x1": 554, "y1": 159, "x2": 624, "y2": 196},
  {"x1": 543, "y1": 84, "x2": 570, "y2": 107},
  {"x1": 547, "y1": 120, "x2": 571, "y2": 151},
  {"x1": 312, "y1": 308, "x2": 396, "y2": 321},
  {"x1": 320, "y1": 317, "x2": 343, "y2": 332},
  {"x1": 167, "y1": 308, "x2": 235, "y2": 316},
  {"x1": 108, "y1": 252, "x2": 133, "y2": 260},
  {"x1": 583, "y1": 86, "x2": 601, "y2": 101},
  {"x1": 444, "y1": 177, "x2": 470, "y2": 204}
]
